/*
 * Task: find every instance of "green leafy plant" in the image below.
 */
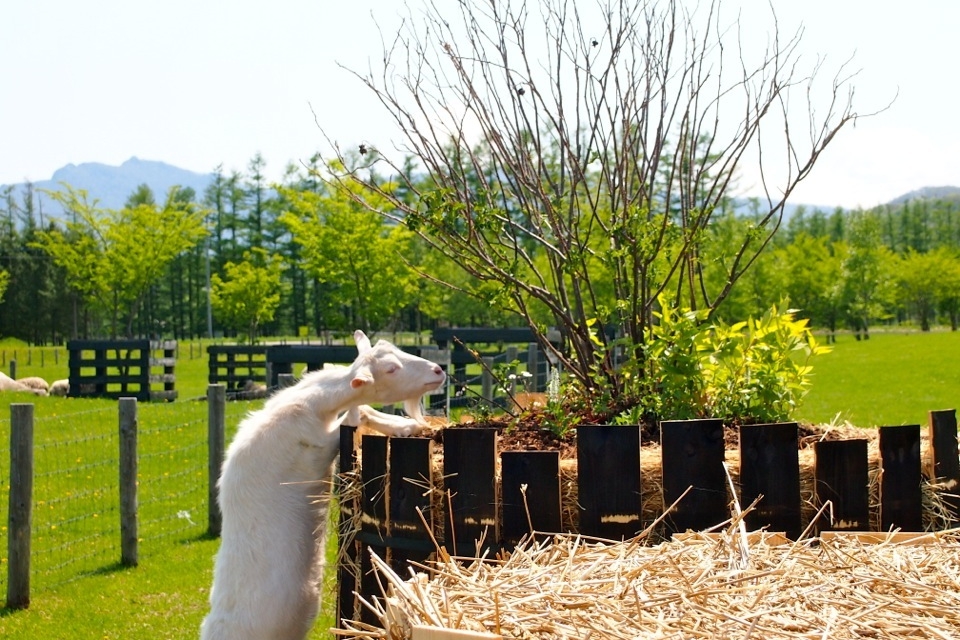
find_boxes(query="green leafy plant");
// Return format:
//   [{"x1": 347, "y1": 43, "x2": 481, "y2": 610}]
[
  {"x1": 702, "y1": 303, "x2": 830, "y2": 422},
  {"x1": 561, "y1": 296, "x2": 829, "y2": 425}
]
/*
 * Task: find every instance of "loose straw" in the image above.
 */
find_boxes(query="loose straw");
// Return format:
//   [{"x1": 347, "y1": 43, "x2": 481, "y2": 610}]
[{"x1": 335, "y1": 525, "x2": 960, "y2": 639}]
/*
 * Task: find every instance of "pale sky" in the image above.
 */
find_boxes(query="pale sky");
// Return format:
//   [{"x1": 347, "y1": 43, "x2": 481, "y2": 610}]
[{"x1": 2, "y1": 0, "x2": 958, "y2": 210}]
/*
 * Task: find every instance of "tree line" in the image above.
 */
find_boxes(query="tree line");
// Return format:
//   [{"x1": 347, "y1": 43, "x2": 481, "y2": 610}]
[
  {"x1": 0, "y1": 154, "x2": 511, "y2": 343},
  {"x1": 1, "y1": 153, "x2": 958, "y2": 346}
]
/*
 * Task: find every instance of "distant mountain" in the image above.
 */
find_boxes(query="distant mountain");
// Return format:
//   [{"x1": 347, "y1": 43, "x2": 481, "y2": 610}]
[
  {"x1": 1, "y1": 157, "x2": 215, "y2": 220},
  {"x1": 887, "y1": 185, "x2": 960, "y2": 206},
  {"x1": 5, "y1": 157, "x2": 958, "y2": 224}
]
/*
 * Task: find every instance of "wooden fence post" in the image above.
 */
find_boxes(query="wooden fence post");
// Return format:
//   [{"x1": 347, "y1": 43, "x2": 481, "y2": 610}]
[
  {"x1": 739, "y1": 422, "x2": 802, "y2": 539},
  {"x1": 359, "y1": 434, "x2": 389, "y2": 627},
  {"x1": 119, "y1": 397, "x2": 139, "y2": 566},
  {"x1": 526, "y1": 344, "x2": 540, "y2": 391},
  {"x1": 444, "y1": 428, "x2": 498, "y2": 557},
  {"x1": 577, "y1": 425, "x2": 642, "y2": 539},
  {"x1": 814, "y1": 439, "x2": 869, "y2": 533},
  {"x1": 207, "y1": 384, "x2": 226, "y2": 537},
  {"x1": 481, "y1": 357, "x2": 494, "y2": 403},
  {"x1": 336, "y1": 425, "x2": 360, "y2": 627},
  {"x1": 501, "y1": 451, "x2": 561, "y2": 544},
  {"x1": 878, "y1": 424, "x2": 922, "y2": 531},
  {"x1": 661, "y1": 419, "x2": 727, "y2": 534},
  {"x1": 7, "y1": 403, "x2": 34, "y2": 609},
  {"x1": 388, "y1": 437, "x2": 435, "y2": 572},
  {"x1": 929, "y1": 409, "x2": 960, "y2": 525}
]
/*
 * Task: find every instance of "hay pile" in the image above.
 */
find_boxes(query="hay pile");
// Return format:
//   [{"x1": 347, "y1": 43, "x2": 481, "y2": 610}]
[{"x1": 335, "y1": 525, "x2": 960, "y2": 639}]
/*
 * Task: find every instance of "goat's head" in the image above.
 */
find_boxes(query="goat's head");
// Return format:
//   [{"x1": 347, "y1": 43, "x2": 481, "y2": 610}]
[{"x1": 349, "y1": 330, "x2": 446, "y2": 415}]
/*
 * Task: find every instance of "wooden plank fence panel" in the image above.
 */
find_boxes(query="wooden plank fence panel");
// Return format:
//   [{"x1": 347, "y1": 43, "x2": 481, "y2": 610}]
[
  {"x1": 661, "y1": 419, "x2": 727, "y2": 534},
  {"x1": 739, "y1": 422, "x2": 802, "y2": 540},
  {"x1": 878, "y1": 424, "x2": 922, "y2": 532},
  {"x1": 928, "y1": 409, "x2": 960, "y2": 525},
  {"x1": 337, "y1": 425, "x2": 360, "y2": 628},
  {"x1": 443, "y1": 428, "x2": 498, "y2": 557},
  {"x1": 815, "y1": 439, "x2": 869, "y2": 532},
  {"x1": 68, "y1": 339, "x2": 176, "y2": 400},
  {"x1": 501, "y1": 451, "x2": 561, "y2": 544},
  {"x1": 360, "y1": 434, "x2": 389, "y2": 542},
  {"x1": 359, "y1": 434, "x2": 388, "y2": 627},
  {"x1": 389, "y1": 437, "x2": 435, "y2": 572},
  {"x1": 576, "y1": 425, "x2": 641, "y2": 539}
]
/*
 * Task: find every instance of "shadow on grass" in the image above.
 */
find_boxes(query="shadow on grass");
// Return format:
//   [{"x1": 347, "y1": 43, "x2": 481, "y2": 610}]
[
  {"x1": 0, "y1": 559, "x2": 139, "y2": 619},
  {"x1": 0, "y1": 605, "x2": 27, "y2": 619}
]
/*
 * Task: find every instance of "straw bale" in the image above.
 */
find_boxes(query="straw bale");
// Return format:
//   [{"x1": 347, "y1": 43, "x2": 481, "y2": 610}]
[{"x1": 335, "y1": 526, "x2": 960, "y2": 639}]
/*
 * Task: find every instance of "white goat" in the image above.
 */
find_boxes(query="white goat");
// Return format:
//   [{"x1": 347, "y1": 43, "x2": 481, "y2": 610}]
[
  {"x1": 200, "y1": 330, "x2": 445, "y2": 640},
  {"x1": 0, "y1": 372, "x2": 45, "y2": 395}
]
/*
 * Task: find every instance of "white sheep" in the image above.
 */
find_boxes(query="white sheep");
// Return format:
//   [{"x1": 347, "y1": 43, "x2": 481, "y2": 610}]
[
  {"x1": 200, "y1": 330, "x2": 446, "y2": 640},
  {"x1": 16, "y1": 376, "x2": 50, "y2": 395},
  {"x1": 49, "y1": 379, "x2": 70, "y2": 396},
  {"x1": 0, "y1": 372, "x2": 46, "y2": 395},
  {"x1": 239, "y1": 379, "x2": 268, "y2": 399}
]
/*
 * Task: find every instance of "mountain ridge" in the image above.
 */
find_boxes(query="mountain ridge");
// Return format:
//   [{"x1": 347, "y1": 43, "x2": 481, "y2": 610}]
[
  {"x1": 2, "y1": 157, "x2": 215, "y2": 216},
  {"x1": 3, "y1": 158, "x2": 959, "y2": 220}
]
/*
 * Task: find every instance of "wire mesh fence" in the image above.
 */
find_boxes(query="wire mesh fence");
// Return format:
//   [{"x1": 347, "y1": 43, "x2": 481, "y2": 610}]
[
  {"x1": 29, "y1": 406, "x2": 120, "y2": 591},
  {"x1": 1, "y1": 397, "x2": 251, "y2": 601}
]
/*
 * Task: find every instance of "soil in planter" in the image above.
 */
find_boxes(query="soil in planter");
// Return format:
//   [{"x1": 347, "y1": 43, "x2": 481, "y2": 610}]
[{"x1": 436, "y1": 410, "x2": 844, "y2": 459}]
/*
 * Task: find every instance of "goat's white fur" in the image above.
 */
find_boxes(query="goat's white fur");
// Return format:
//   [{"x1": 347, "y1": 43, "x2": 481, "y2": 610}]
[{"x1": 200, "y1": 331, "x2": 445, "y2": 640}]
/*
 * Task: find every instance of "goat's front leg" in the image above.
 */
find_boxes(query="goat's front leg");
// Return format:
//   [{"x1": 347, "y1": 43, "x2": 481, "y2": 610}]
[{"x1": 356, "y1": 405, "x2": 423, "y2": 437}]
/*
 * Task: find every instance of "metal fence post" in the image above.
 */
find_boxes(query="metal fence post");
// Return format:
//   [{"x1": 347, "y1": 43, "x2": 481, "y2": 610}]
[
  {"x1": 119, "y1": 397, "x2": 139, "y2": 566},
  {"x1": 7, "y1": 403, "x2": 34, "y2": 609},
  {"x1": 207, "y1": 384, "x2": 226, "y2": 537}
]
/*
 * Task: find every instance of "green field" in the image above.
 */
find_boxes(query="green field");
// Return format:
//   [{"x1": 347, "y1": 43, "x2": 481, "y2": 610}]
[
  {"x1": 0, "y1": 330, "x2": 958, "y2": 638},
  {"x1": 795, "y1": 330, "x2": 960, "y2": 428}
]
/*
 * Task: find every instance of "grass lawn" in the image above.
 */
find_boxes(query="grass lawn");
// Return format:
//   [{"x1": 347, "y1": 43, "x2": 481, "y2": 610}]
[{"x1": 795, "y1": 330, "x2": 960, "y2": 427}]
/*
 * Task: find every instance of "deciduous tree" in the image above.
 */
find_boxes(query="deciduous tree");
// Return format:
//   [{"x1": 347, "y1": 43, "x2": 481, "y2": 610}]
[
  {"x1": 209, "y1": 247, "x2": 284, "y2": 343},
  {"x1": 279, "y1": 180, "x2": 419, "y2": 334},
  {"x1": 324, "y1": 0, "x2": 868, "y2": 399},
  {"x1": 32, "y1": 185, "x2": 208, "y2": 337}
]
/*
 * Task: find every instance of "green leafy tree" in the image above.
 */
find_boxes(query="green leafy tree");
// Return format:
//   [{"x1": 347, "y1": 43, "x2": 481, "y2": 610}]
[
  {"x1": 279, "y1": 180, "x2": 419, "y2": 334},
  {"x1": 893, "y1": 247, "x2": 960, "y2": 331},
  {"x1": 32, "y1": 185, "x2": 208, "y2": 337},
  {"x1": 209, "y1": 248, "x2": 284, "y2": 343},
  {"x1": 771, "y1": 233, "x2": 844, "y2": 337},
  {"x1": 839, "y1": 213, "x2": 896, "y2": 339},
  {"x1": 324, "y1": 0, "x2": 864, "y2": 405},
  {"x1": 0, "y1": 268, "x2": 9, "y2": 305},
  {"x1": 936, "y1": 248, "x2": 960, "y2": 331}
]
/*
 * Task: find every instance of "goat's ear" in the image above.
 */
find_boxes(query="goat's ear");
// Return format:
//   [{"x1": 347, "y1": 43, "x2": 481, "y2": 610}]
[
  {"x1": 351, "y1": 367, "x2": 373, "y2": 389},
  {"x1": 354, "y1": 330, "x2": 371, "y2": 354}
]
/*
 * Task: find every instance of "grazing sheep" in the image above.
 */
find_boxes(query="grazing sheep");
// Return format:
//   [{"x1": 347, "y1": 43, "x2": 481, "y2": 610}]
[
  {"x1": 239, "y1": 379, "x2": 268, "y2": 400},
  {"x1": 200, "y1": 330, "x2": 446, "y2": 640},
  {"x1": 49, "y1": 379, "x2": 70, "y2": 396},
  {"x1": 16, "y1": 376, "x2": 50, "y2": 395},
  {"x1": 0, "y1": 372, "x2": 45, "y2": 395}
]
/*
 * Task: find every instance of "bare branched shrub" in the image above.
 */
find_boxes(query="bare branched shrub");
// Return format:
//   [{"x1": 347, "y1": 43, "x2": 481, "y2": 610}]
[{"x1": 323, "y1": 0, "x2": 873, "y2": 399}]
